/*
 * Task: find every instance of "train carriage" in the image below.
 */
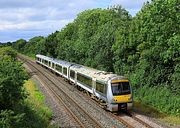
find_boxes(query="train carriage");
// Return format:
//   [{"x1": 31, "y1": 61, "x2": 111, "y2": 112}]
[
  {"x1": 70, "y1": 65, "x2": 95, "y2": 94},
  {"x1": 53, "y1": 59, "x2": 72, "y2": 79},
  {"x1": 36, "y1": 54, "x2": 73, "y2": 79},
  {"x1": 36, "y1": 54, "x2": 133, "y2": 112}
]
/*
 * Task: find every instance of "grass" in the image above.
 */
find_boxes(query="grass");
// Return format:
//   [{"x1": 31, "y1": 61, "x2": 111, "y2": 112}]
[
  {"x1": 134, "y1": 101, "x2": 180, "y2": 126},
  {"x1": 25, "y1": 80, "x2": 45, "y2": 102},
  {"x1": 26, "y1": 53, "x2": 36, "y2": 60},
  {"x1": 19, "y1": 53, "x2": 35, "y2": 60},
  {"x1": 23, "y1": 79, "x2": 53, "y2": 128},
  {"x1": 161, "y1": 116, "x2": 180, "y2": 126}
]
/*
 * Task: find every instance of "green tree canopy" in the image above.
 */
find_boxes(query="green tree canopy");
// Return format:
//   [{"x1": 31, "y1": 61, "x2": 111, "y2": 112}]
[{"x1": 0, "y1": 47, "x2": 28, "y2": 109}]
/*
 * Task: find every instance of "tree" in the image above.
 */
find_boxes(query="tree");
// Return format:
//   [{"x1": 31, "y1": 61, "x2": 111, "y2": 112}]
[
  {"x1": 56, "y1": 7, "x2": 131, "y2": 72},
  {"x1": 23, "y1": 36, "x2": 44, "y2": 56},
  {"x1": 0, "y1": 47, "x2": 28, "y2": 109},
  {"x1": 12, "y1": 39, "x2": 27, "y2": 53},
  {"x1": 44, "y1": 31, "x2": 59, "y2": 58}
]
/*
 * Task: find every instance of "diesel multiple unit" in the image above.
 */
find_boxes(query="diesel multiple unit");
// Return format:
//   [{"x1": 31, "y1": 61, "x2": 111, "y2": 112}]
[{"x1": 36, "y1": 54, "x2": 133, "y2": 111}]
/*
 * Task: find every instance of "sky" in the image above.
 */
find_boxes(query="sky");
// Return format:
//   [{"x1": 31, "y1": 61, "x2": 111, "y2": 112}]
[{"x1": 0, "y1": 0, "x2": 149, "y2": 43}]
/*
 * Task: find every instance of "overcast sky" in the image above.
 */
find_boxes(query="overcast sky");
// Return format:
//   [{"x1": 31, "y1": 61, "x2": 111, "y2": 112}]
[{"x1": 0, "y1": 0, "x2": 149, "y2": 43}]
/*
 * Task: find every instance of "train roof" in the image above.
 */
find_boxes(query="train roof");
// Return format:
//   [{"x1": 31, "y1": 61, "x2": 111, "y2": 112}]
[
  {"x1": 53, "y1": 59, "x2": 72, "y2": 67},
  {"x1": 36, "y1": 54, "x2": 53, "y2": 61},
  {"x1": 36, "y1": 54, "x2": 72, "y2": 67},
  {"x1": 70, "y1": 64, "x2": 118, "y2": 82},
  {"x1": 37, "y1": 54, "x2": 127, "y2": 82}
]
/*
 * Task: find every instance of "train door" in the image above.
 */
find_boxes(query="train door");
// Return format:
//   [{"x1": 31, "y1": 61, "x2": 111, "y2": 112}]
[
  {"x1": 75, "y1": 71, "x2": 77, "y2": 85},
  {"x1": 92, "y1": 78, "x2": 96, "y2": 95},
  {"x1": 67, "y1": 66, "x2": 71, "y2": 79}
]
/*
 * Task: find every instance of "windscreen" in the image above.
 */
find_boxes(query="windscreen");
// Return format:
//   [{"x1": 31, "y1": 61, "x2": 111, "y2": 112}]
[{"x1": 111, "y1": 82, "x2": 130, "y2": 96}]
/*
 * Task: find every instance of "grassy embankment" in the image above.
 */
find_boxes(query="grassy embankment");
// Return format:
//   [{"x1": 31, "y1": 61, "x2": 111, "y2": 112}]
[{"x1": 22, "y1": 79, "x2": 53, "y2": 128}]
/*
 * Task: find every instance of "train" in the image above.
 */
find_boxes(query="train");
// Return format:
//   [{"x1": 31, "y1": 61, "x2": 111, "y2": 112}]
[{"x1": 35, "y1": 54, "x2": 133, "y2": 112}]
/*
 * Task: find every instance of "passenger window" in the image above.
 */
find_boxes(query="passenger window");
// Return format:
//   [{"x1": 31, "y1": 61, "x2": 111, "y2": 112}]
[
  {"x1": 70, "y1": 70, "x2": 75, "y2": 79},
  {"x1": 77, "y1": 73, "x2": 92, "y2": 88},
  {"x1": 96, "y1": 81, "x2": 106, "y2": 94},
  {"x1": 56, "y1": 64, "x2": 62, "y2": 72},
  {"x1": 63, "y1": 67, "x2": 67, "y2": 75}
]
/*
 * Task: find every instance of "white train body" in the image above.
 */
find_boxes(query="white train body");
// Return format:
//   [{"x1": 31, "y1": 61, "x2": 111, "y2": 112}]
[{"x1": 36, "y1": 54, "x2": 133, "y2": 111}]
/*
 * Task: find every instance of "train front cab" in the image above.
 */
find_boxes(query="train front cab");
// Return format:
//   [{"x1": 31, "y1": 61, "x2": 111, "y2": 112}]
[{"x1": 107, "y1": 79, "x2": 133, "y2": 112}]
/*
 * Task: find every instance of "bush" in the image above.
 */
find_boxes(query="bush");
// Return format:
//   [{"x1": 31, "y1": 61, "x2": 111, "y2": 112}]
[
  {"x1": 0, "y1": 110, "x2": 24, "y2": 128},
  {"x1": 0, "y1": 47, "x2": 29, "y2": 109},
  {"x1": 135, "y1": 85, "x2": 180, "y2": 116}
]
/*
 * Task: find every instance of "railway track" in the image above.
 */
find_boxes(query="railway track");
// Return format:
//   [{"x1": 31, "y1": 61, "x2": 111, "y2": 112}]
[
  {"x1": 18, "y1": 54, "x2": 163, "y2": 128},
  {"x1": 18, "y1": 55, "x2": 103, "y2": 128},
  {"x1": 112, "y1": 112, "x2": 154, "y2": 128},
  {"x1": 79, "y1": 88, "x2": 159, "y2": 128},
  {"x1": 130, "y1": 112, "x2": 154, "y2": 128}
]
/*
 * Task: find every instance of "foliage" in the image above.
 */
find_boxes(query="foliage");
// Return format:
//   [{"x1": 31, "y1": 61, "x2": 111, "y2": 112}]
[
  {"x1": 0, "y1": 47, "x2": 17, "y2": 59},
  {"x1": 12, "y1": 37, "x2": 45, "y2": 57},
  {"x1": 0, "y1": 110, "x2": 24, "y2": 128},
  {"x1": 19, "y1": 80, "x2": 52, "y2": 128},
  {"x1": 135, "y1": 85, "x2": 180, "y2": 116},
  {"x1": 0, "y1": 47, "x2": 27, "y2": 127},
  {"x1": 0, "y1": 80, "x2": 53, "y2": 128},
  {"x1": 112, "y1": 0, "x2": 180, "y2": 95},
  {"x1": 56, "y1": 6, "x2": 131, "y2": 71},
  {"x1": 24, "y1": 36, "x2": 44, "y2": 56},
  {"x1": 0, "y1": 42, "x2": 12, "y2": 48},
  {"x1": 12, "y1": 39, "x2": 27, "y2": 53},
  {"x1": 0, "y1": 47, "x2": 29, "y2": 109},
  {"x1": 0, "y1": 47, "x2": 53, "y2": 127},
  {"x1": 45, "y1": 31, "x2": 59, "y2": 58}
]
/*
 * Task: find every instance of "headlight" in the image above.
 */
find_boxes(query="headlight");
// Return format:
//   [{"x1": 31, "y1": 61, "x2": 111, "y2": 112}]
[{"x1": 113, "y1": 98, "x2": 117, "y2": 102}]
